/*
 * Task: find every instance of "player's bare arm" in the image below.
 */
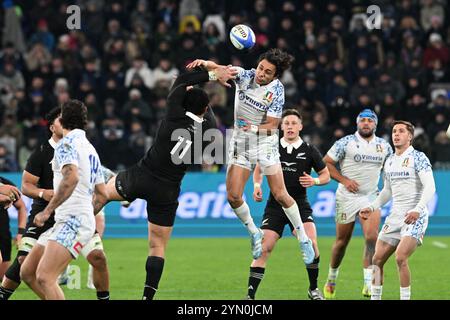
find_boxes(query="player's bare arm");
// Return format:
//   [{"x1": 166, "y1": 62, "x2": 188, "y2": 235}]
[
  {"x1": 34, "y1": 164, "x2": 79, "y2": 227},
  {"x1": 22, "y1": 170, "x2": 53, "y2": 202},
  {"x1": 252, "y1": 163, "x2": 263, "y2": 202},
  {"x1": 299, "y1": 167, "x2": 330, "y2": 188},
  {"x1": 240, "y1": 116, "x2": 280, "y2": 136},
  {"x1": 93, "y1": 183, "x2": 108, "y2": 215},
  {"x1": 323, "y1": 155, "x2": 359, "y2": 193},
  {"x1": 12, "y1": 197, "x2": 27, "y2": 246}
]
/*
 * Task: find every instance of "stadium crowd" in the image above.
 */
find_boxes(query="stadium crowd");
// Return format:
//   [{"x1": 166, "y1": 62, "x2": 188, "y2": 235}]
[{"x1": 0, "y1": 0, "x2": 449, "y2": 172}]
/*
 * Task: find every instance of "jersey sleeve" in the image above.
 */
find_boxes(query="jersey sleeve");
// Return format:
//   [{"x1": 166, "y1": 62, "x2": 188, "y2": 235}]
[
  {"x1": 55, "y1": 140, "x2": 78, "y2": 168},
  {"x1": 327, "y1": 136, "x2": 351, "y2": 162},
  {"x1": 101, "y1": 166, "x2": 115, "y2": 183},
  {"x1": 166, "y1": 69, "x2": 210, "y2": 120},
  {"x1": 266, "y1": 84, "x2": 284, "y2": 118},
  {"x1": 234, "y1": 67, "x2": 255, "y2": 88},
  {"x1": 95, "y1": 162, "x2": 105, "y2": 185},
  {"x1": 310, "y1": 145, "x2": 326, "y2": 172},
  {"x1": 413, "y1": 151, "x2": 432, "y2": 173},
  {"x1": 24, "y1": 145, "x2": 44, "y2": 177}
]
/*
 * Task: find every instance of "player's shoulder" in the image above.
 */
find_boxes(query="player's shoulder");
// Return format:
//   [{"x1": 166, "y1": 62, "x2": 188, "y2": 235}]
[
  {"x1": 269, "y1": 79, "x2": 284, "y2": 93},
  {"x1": 334, "y1": 134, "x2": 357, "y2": 147},
  {"x1": 374, "y1": 136, "x2": 390, "y2": 146},
  {"x1": 411, "y1": 149, "x2": 432, "y2": 168}
]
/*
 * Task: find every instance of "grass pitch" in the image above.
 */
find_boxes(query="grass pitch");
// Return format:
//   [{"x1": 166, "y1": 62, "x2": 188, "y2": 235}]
[{"x1": 9, "y1": 236, "x2": 450, "y2": 300}]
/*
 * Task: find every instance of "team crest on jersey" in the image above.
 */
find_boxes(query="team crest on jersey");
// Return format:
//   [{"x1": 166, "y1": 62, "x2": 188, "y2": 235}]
[
  {"x1": 402, "y1": 158, "x2": 410, "y2": 167},
  {"x1": 263, "y1": 91, "x2": 274, "y2": 103},
  {"x1": 376, "y1": 144, "x2": 383, "y2": 153}
]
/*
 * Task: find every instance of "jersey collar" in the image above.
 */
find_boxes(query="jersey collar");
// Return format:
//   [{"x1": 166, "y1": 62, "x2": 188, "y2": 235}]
[
  {"x1": 185, "y1": 111, "x2": 204, "y2": 124},
  {"x1": 280, "y1": 137, "x2": 303, "y2": 150},
  {"x1": 355, "y1": 131, "x2": 376, "y2": 144},
  {"x1": 395, "y1": 145, "x2": 414, "y2": 157},
  {"x1": 48, "y1": 138, "x2": 58, "y2": 149}
]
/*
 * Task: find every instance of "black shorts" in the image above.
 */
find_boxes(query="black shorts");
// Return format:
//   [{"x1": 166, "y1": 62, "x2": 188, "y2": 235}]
[
  {"x1": 0, "y1": 231, "x2": 12, "y2": 262},
  {"x1": 115, "y1": 164, "x2": 181, "y2": 227},
  {"x1": 261, "y1": 198, "x2": 315, "y2": 238}
]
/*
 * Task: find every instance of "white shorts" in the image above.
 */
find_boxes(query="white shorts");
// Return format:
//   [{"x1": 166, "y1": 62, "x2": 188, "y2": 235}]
[
  {"x1": 335, "y1": 192, "x2": 377, "y2": 224},
  {"x1": 378, "y1": 215, "x2": 428, "y2": 247},
  {"x1": 37, "y1": 216, "x2": 96, "y2": 259},
  {"x1": 228, "y1": 131, "x2": 280, "y2": 174}
]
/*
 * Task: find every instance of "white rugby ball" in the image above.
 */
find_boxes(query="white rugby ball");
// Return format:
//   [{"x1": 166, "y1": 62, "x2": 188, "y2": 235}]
[{"x1": 229, "y1": 24, "x2": 255, "y2": 50}]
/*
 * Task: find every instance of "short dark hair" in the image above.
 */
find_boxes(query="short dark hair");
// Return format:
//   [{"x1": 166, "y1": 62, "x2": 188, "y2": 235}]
[
  {"x1": 282, "y1": 109, "x2": 302, "y2": 121},
  {"x1": 45, "y1": 106, "x2": 61, "y2": 127},
  {"x1": 60, "y1": 100, "x2": 88, "y2": 130},
  {"x1": 183, "y1": 88, "x2": 209, "y2": 115},
  {"x1": 393, "y1": 120, "x2": 414, "y2": 136},
  {"x1": 258, "y1": 48, "x2": 294, "y2": 78}
]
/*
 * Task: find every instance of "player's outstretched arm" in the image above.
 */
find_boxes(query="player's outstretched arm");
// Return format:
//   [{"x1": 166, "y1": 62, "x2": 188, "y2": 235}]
[
  {"x1": 93, "y1": 183, "x2": 108, "y2": 216},
  {"x1": 34, "y1": 164, "x2": 79, "y2": 227},
  {"x1": 186, "y1": 59, "x2": 222, "y2": 71}
]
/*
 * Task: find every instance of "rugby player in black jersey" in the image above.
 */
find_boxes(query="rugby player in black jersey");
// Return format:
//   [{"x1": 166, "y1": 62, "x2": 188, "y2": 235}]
[
  {"x1": 93, "y1": 65, "x2": 237, "y2": 300},
  {"x1": 247, "y1": 109, "x2": 330, "y2": 300}
]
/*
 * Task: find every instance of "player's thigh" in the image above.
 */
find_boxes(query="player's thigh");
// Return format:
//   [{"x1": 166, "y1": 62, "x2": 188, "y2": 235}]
[
  {"x1": 360, "y1": 209, "x2": 381, "y2": 240},
  {"x1": 105, "y1": 175, "x2": 125, "y2": 201},
  {"x1": 226, "y1": 164, "x2": 250, "y2": 196},
  {"x1": 265, "y1": 166, "x2": 288, "y2": 194},
  {"x1": 148, "y1": 222, "x2": 173, "y2": 252},
  {"x1": 395, "y1": 236, "x2": 418, "y2": 260},
  {"x1": 20, "y1": 243, "x2": 45, "y2": 279},
  {"x1": 335, "y1": 221, "x2": 355, "y2": 245},
  {"x1": 36, "y1": 240, "x2": 73, "y2": 280},
  {"x1": 373, "y1": 239, "x2": 396, "y2": 266}
]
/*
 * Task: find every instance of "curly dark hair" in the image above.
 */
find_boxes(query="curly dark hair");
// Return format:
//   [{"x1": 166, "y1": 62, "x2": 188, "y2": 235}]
[
  {"x1": 258, "y1": 48, "x2": 295, "y2": 78},
  {"x1": 45, "y1": 106, "x2": 61, "y2": 127},
  {"x1": 60, "y1": 100, "x2": 88, "y2": 130}
]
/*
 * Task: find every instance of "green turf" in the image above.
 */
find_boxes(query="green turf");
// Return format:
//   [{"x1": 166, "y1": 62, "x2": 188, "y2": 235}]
[{"x1": 8, "y1": 236, "x2": 450, "y2": 300}]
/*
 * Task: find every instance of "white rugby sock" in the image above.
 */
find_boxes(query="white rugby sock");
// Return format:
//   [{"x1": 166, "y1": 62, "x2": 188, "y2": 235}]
[
  {"x1": 233, "y1": 202, "x2": 258, "y2": 234},
  {"x1": 282, "y1": 202, "x2": 309, "y2": 242},
  {"x1": 327, "y1": 266, "x2": 339, "y2": 283},
  {"x1": 364, "y1": 268, "x2": 372, "y2": 287},
  {"x1": 400, "y1": 286, "x2": 411, "y2": 300},
  {"x1": 371, "y1": 285, "x2": 382, "y2": 300}
]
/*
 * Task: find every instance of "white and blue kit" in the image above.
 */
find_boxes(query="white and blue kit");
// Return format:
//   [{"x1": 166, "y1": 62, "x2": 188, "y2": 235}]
[
  {"x1": 228, "y1": 67, "x2": 285, "y2": 173},
  {"x1": 37, "y1": 129, "x2": 104, "y2": 258},
  {"x1": 327, "y1": 132, "x2": 393, "y2": 223},
  {"x1": 372, "y1": 146, "x2": 435, "y2": 246}
]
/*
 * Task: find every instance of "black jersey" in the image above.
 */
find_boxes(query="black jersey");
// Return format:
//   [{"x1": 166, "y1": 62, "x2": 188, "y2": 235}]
[
  {"x1": 24, "y1": 140, "x2": 56, "y2": 220},
  {"x1": 139, "y1": 70, "x2": 217, "y2": 184},
  {"x1": 0, "y1": 177, "x2": 16, "y2": 233},
  {"x1": 267, "y1": 138, "x2": 326, "y2": 207}
]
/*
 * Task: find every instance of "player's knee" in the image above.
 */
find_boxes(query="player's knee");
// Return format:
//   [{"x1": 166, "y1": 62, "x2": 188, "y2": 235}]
[
  {"x1": 87, "y1": 250, "x2": 108, "y2": 270},
  {"x1": 36, "y1": 271, "x2": 51, "y2": 289},
  {"x1": 372, "y1": 254, "x2": 383, "y2": 267},
  {"x1": 17, "y1": 255, "x2": 26, "y2": 265},
  {"x1": 271, "y1": 190, "x2": 289, "y2": 207},
  {"x1": 227, "y1": 192, "x2": 242, "y2": 207},
  {"x1": 365, "y1": 233, "x2": 378, "y2": 245},
  {"x1": 395, "y1": 253, "x2": 408, "y2": 267},
  {"x1": 20, "y1": 265, "x2": 33, "y2": 284},
  {"x1": 334, "y1": 238, "x2": 349, "y2": 250}
]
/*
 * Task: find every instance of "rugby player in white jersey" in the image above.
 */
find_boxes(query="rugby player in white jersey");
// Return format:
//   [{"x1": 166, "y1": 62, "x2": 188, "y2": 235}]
[
  {"x1": 187, "y1": 49, "x2": 315, "y2": 264},
  {"x1": 323, "y1": 109, "x2": 393, "y2": 299},
  {"x1": 360, "y1": 121, "x2": 436, "y2": 300},
  {"x1": 23, "y1": 100, "x2": 107, "y2": 300}
]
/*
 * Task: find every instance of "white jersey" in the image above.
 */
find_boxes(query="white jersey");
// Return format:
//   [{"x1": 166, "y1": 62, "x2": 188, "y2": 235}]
[
  {"x1": 327, "y1": 132, "x2": 393, "y2": 196},
  {"x1": 52, "y1": 129, "x2": 104, "y2": 222},
  {"x1": 383, "y1": 146, "x2": 433, "y2": 225},
  {"x1": 233, "y1": 66, "x2": 285, "y2": 127}
]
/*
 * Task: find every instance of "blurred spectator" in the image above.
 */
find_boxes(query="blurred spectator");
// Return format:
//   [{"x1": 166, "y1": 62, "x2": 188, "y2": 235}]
[
  {"x1": 423, "y1": 33, "x2": 449, "y2": 68},
  {"x1": 18, "y1": 135, "x2": 39, "y2": 170},
  {"x1": 0, "y1": 143, "x2": 18, "y2": 172},
  {"x1": 420, "y1": 0, "x2": 445, "y2": 31},
  {"x1": 122, "y1": 89, "x2": 153, "y2": 132},
  {"x1": 29, "y1": 19, "x2": 55, "y2": 52}
]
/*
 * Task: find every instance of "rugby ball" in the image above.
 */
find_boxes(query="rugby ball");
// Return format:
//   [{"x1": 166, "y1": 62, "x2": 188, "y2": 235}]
[{"x1": 229, "y1": 24, "x2": 255, "y2": 50}]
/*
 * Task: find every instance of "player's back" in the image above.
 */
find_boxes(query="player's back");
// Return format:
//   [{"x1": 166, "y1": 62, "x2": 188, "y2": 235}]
[{"x1": 53, "y1": 129, "x2": 102, "y2": 220}]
